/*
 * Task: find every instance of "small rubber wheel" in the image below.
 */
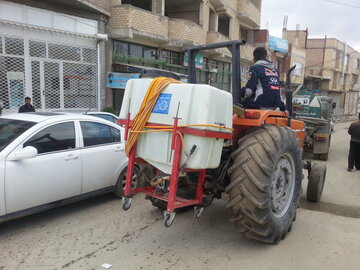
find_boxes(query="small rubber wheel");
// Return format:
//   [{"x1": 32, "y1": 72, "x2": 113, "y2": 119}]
[
  {"x1": 164, "y1": 214, "x2": 175, "y2": 227},
  {"x1": 122, "y1": 198, "x2": 132, "y2": 211}
]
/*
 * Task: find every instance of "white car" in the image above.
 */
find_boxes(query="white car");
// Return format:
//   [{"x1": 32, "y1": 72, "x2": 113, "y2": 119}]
[{"x1": 0, "y1": 112, "x2": 134, "y2": 223}]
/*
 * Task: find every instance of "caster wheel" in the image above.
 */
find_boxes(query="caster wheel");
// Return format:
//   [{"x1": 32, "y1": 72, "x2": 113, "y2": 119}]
[
  {"x1": 122, "y1": 197, "x2": 132, "y2": 211},
  {"x1": 194, "y1": 207, "x2": 204, "y2": 218},
  {"x1": 164, "y1": 212, "x2": 175, "y2": 227}
]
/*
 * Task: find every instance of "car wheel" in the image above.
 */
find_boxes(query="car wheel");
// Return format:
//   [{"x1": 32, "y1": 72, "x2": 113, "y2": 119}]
[{"x1": 114, "y1": 166, "x2": 140, "y2": 198}]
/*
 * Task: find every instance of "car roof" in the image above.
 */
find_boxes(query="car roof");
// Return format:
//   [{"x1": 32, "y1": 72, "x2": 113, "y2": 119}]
[
  {"x1": 86, "y1": 112, "x2": 118, "y2": 117},
  {"x1": 0, "y1": 112, "x2": 115, "y2": 124}
]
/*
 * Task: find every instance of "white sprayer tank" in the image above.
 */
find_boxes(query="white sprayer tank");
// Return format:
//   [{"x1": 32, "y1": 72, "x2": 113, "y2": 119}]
[{"x1": 119, "y1": 78, "x2": 233, "y2": 174}]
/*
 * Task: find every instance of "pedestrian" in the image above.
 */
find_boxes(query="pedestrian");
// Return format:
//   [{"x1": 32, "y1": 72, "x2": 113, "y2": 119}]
[
  {"x1": 18, "y1": 97, "x2": 35, "y2": 113},
  {"x1": 348, "y1": 113, "x2": 360, "y2": 171},
  {"x1": 241, "y1": 47, "x2": 285, "y2": 111}
]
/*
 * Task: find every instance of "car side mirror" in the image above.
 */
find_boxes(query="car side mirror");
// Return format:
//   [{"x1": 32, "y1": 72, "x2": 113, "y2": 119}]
[{"x1": 7, "y1": 146, "x2": 38, "y2": 161}]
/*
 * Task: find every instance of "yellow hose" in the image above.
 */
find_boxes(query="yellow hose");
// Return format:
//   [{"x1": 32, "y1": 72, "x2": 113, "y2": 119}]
[{"x1": 125, "y1": 77, "x2": 183, "y2": 156}]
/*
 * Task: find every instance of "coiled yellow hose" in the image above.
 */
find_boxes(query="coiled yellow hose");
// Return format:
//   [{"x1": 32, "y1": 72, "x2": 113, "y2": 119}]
[{"x1": 125, "y1": 77, "x2": 183, "y2": 156}]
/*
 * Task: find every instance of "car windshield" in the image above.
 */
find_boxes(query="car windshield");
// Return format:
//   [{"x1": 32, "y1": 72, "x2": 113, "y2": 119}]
[{"x1": 0, "y1": 118, "x2": 36, "y2": 152}]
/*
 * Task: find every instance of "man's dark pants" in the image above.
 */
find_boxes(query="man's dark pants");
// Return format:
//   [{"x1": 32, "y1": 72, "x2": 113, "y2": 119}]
[{"x1": 348, "y1": 141, "x2": 360, "y2": 170}]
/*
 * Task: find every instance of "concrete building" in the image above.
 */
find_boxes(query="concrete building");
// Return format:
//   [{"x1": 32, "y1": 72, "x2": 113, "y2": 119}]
[
  {"x1": 0, "y1": 0, "x2": 110, "y2": 114},
  {"x1": 281, "y1": 29, "x2": 307, "y2": 89},
  {"x1": 0, "y1": 0, "x2": 263, "y2": 113},
  {"x1": 107, "y1": 0, "x2": 262, "y2": 111},
  {"x1": 304, "y1": 38, "x2": 360, "y2": 116}
]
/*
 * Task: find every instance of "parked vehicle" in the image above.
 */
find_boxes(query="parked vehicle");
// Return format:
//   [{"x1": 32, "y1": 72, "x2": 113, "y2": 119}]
[
  {"x1": 85, "y1": 112, "x2": 118, "y2": 124},
  {"x1": 0, "y1": 112, "x2": 134, "y2": 223}
]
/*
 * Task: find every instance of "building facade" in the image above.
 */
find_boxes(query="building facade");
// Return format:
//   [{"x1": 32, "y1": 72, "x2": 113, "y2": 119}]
[
  {"x1": 0, "y1": 0, "x2": 109, "y2": 114},
  {"x1": 0, "y1": 0, "x2": 263, "y2": 114},
  {"x1": 304, "y1": 38, "x2": 360, "y2": 116},
  {"x1": 107, "y1": 0, "x2": 262, "y2": 111}
]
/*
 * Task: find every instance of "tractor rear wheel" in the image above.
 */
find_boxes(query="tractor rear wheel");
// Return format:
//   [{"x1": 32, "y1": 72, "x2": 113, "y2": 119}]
[{"x1": 226, "y1": 125, "x2": 302, "y2": 244}]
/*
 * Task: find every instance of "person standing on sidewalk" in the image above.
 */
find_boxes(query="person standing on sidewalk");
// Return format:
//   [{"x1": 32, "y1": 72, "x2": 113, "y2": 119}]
[
  {"x1": 348, "y1": 113, "x2": 360, "y2": 171},
  {"x1": 18, "y1": 97, "x2": 35, "y2": 113}
]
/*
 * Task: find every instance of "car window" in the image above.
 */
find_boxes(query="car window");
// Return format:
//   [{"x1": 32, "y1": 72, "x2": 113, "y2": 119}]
[
  {"x1": 80, "y1": 121, "x2": 120, "y2": 147},
  {"x1": 110, "y1": 126, "x2": 121, "y2": 142},
  {"x1": 0, "y1": 119, "x2": 36, "y2": 152},
  {"x1": 91, "y1": 114, "x2": 117, "y2": 123},
  {"x1": 24, "y1": 122, "x2": 76, "y2": 154}
]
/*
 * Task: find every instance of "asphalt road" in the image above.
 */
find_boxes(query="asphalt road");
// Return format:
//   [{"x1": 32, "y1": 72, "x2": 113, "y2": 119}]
[{"x1": 0, "y1": 122, "x2": 359, "y2": 270}]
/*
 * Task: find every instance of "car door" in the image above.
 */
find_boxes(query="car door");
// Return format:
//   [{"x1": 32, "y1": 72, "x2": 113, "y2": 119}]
[
  {"x1": 4, "y1": 121, "x2": 82, "y2": 213},
  {"x1": 79, "y1": 121, "x2": 127, "y2": 194}
]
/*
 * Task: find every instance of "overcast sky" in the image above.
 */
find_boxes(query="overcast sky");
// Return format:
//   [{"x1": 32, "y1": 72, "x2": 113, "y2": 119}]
[{"x1": 261, "y1": 0, "x2": 360, "y2": 51}]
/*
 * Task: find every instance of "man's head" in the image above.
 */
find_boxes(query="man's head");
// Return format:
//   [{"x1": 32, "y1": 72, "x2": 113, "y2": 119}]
[
  {"x1": 25, "y1": 97, "x2": 31, "y2": 105},
  {"x1": 253, "y1": 47, "x2": 268, "y2": 62}
]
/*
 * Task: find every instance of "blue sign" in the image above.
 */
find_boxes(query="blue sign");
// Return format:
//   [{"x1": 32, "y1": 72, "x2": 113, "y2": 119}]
[
  {"x1": 152, "y1": 93, "x2": 172, "y2": 114},
  {"x1": 268, "y1": 36, "x2": 288, "y2": 53},
  {"x1": 107, "y1": 72, "x2": 140, "y2": 89}
]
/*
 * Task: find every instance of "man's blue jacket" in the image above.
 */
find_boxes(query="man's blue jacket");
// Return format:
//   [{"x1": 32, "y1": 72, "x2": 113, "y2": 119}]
[{"x1": 242, "y1": 60, "x2": 285, "y2": 111}]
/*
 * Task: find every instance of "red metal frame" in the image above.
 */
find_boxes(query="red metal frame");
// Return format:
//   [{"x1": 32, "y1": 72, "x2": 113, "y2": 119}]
[{"x1": 119, "y1": 115, "x2": 231, "y2": 213}]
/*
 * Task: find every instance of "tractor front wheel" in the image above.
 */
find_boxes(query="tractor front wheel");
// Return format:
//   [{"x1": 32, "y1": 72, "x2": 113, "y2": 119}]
[{"x1": 226, "y1": 125, "x2": 302, "y2": 244}]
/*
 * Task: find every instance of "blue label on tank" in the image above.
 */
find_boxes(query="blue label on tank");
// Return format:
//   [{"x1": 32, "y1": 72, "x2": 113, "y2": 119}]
[{"x1": 152, "y1": 93, "x2": 172, "y2": 114}]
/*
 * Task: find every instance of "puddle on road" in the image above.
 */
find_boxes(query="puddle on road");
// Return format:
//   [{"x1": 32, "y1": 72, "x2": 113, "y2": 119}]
[{"x1": 300, "y1": 198, "x2": 360, "y2": 219}]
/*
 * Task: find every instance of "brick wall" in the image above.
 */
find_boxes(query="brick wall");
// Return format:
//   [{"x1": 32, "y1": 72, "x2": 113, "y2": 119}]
[
  {"x1": 168, "y1": 19, "x2": 207, "y2": 45},
  {"x1": 286, "y1": 31, "x2": 307, "y2": 48},
  {"x1": 110, "y1": 5, "x2": 168, "y2": 38},
  {"x1": 110, "y1": 5, "x2": 131, "y2": 28},
  {"x1": 207, "y1": 31, "x2": 231, "y2": 55}
]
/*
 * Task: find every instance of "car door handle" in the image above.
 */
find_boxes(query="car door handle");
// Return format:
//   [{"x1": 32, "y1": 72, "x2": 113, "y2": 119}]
[{"x1": 65, "y1": 154, "x2": 78, "y2": 161}]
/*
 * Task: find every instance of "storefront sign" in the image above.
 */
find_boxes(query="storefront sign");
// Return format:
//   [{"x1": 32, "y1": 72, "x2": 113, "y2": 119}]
[
  {"x1": 107, "y1": 72, "x2": 140, "y2": 89},
  {"x1": 183, "y1": 52, "x2": 204, "y2": 69},
  {"x1": 268, "y1": 36, "x2": 288, "y2": 53}
]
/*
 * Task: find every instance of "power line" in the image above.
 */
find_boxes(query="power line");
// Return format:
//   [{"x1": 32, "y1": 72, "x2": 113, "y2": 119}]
[{"x1": 325, "y1": 0, "x2": 360, "y2": 9}]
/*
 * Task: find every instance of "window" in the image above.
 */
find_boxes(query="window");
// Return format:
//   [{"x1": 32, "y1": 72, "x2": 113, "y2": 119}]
[
  {"x1": 24, "y1": 122, "x2": 75, "y2": 154},
  {"x1": 29, "y1": 41, "x2": 46, "y2": 58},
  {"x1": 218, "y1": 14, "x2": 230, "y2": 38},
  {"x1": 129, "y1": 44, "x2": 143, "y2": 58},
  {"x1": 0, "y1": 119, "x2": 36, "y2": 152},
  {"x1": 122, "y1": 0, "x2": 152, "y2": 11},
  {"x1": 90, "y1": 114, "x2": 117, "y2": 123},
  {"x1": 48, "y1": 43, "x2": 81, "y2": 61},
  {"x1": 5, "y1": 37, "x2": 24, "y2": 56},
  {"x1": 241, "y1": 66, "x2": 250, "y2": 81},
  {"x1": 292, "y1": 62, "x2": 303, "y2": 76},
  {"x1": 81, "y1": 121, "x2": 120, "y2": 147},
  {"x1": 113, "y1": 41, "x2": 129, "y2": 56}
]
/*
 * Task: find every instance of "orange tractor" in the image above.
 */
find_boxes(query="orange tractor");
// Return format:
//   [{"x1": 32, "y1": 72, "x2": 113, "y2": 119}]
[{"x1": 118, "y1": 40, "x2": 326, "y2": 244}]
